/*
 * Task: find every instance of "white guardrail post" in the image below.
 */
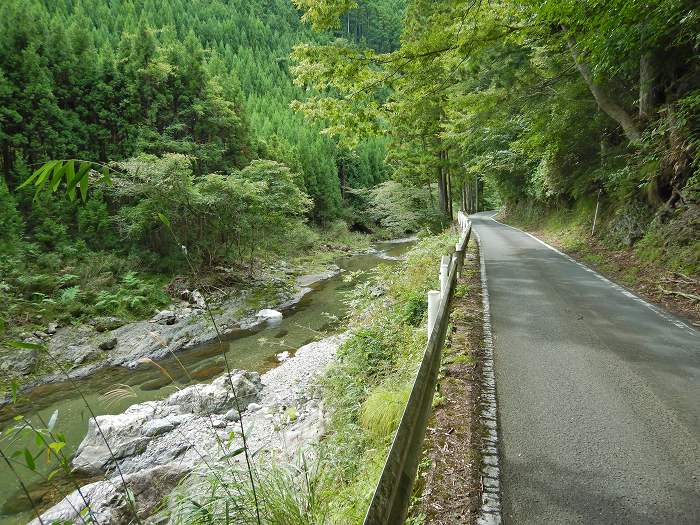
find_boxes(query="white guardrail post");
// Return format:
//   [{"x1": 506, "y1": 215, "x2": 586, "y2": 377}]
[
  {"x1": 427, "y1": 290, "x2": 441, "y2": 337},
  {"x1": 440, "y1": 255, "x2": 450, "y2": 300}
]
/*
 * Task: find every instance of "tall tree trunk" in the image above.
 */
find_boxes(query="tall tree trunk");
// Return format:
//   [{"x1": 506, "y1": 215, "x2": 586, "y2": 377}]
[
  {"x1": 446, "y1": 173, "x2": 453, "y2": 220},
  {"x1": 437, "y1": 165, "x2": 447, "y2": 216},
  {"x1": 639, "y1": 51, "x2": 655, "y2": 121},
  {"x1": 1, "y1": 142, "x2": 12, "y2": 189},
  {"x1": 445, "y1": 150, "x2": 453, "y2": 220},
  {"x1": 437, "y1": 150, "x2": 451, "y2": 219},
  {"x1": 565, "y1": 35, "x2": 641, "y2": 142}
]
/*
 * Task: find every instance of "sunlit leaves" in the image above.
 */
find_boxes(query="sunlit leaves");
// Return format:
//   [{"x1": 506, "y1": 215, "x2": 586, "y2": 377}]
[{"x1": 17, "y1": 160, "x2": 112, "y2": 202}]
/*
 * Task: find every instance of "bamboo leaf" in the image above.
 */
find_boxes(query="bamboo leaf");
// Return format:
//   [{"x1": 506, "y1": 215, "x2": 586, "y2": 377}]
[
  {"x1": 17, "y1": 163, "x2": 49, "y2": 190},
  {"x1": 101, "y1": 166, "x2": 112, "y2": 186},
  {"x1": 23, "y1": 448, "x2": 36, "y2": 471},
  {"x1": 79, "y1": 171, "x2": 88, "y2": 202},
  {"x1": 68, "y1": 162, "x2": 90, "y2": 193},
  {"x1": 8, "y1": 340, "x2": 44, "y2": 351},
  {"x1": 157, "y1": 212, "x2": 171, "y2": 227},
  {"x1": 59, "y1": 160, "x2": 76, "y2": 193},
  {"x1": 36, "y1": 161, "x2": 61, "y2": 187}
]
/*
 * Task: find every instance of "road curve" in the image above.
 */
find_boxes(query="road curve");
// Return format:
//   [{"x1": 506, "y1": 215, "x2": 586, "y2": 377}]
[{"x1": 471, "y1": 211, "x2": 700, "y2": 524}]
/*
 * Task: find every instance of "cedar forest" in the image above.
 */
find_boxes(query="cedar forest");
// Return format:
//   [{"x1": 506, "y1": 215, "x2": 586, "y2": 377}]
[{"x1": 0, "y1": 0, "x2": 698, "y2": 523}]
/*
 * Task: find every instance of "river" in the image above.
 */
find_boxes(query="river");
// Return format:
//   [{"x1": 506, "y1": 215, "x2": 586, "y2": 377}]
[{"x1": 0, "y1": 238, "x2": 416, "y2": 525}]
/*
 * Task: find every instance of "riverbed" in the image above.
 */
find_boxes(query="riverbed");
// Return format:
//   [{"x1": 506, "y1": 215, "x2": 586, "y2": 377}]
[{"x1": 0, "y1": 238, "x2": 415, "y2": 525}]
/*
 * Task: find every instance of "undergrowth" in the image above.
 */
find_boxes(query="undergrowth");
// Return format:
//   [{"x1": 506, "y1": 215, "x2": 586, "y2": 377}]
[{"x1": 162, "y1": 230, "x2": 458, "y2": 524}]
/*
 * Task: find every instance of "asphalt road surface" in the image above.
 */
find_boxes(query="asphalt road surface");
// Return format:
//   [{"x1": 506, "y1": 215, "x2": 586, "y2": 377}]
[{"x1": 471, "y1": 211, "x2": 700, "y2": 524}]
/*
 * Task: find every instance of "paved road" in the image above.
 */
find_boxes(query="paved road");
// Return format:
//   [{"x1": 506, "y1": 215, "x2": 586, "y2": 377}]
[{"x1": 471, "y1": 211, "x2": 700, "y2": 524}]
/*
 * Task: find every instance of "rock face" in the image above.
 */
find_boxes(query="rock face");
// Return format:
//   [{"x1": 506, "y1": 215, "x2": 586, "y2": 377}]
[
  {"x1": 98, "y1": 338, "x2": 118, "y2": 351},
  {"x1": 72, "y1": 370, "x2": 263, "y2": 475},
  {"x1": 151, "y1": 310, "x2": 177, "y2": 325},
  {"x1": 30, "y1": 464, "x2": 189, "y2": 525},
  {"x1": 36, "y1": 333, "x2": 349, "y2": 524},
  {"x1": 91, "y1": 316, "x2": 126, "y2": 332},
  {"x1": 0, "y1": 348, "x2": 39, "y2": 375}
]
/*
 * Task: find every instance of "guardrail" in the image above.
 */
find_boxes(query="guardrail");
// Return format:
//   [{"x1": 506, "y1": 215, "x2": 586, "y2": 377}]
[{"x1": 363, "y1": 211, "x2": 472, "y2": 525}]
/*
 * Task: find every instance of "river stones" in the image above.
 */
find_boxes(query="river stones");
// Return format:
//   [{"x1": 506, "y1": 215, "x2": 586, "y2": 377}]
[
  {"x1": 0, "y1": 348, "x2": 39, "y2": 375},
  {"x1": 63, "y1": 344, "x2": 99, "y2": 367},
  {"x1": 256, "y1": 308, "x2": 283, "y2": 320},
  {"x1": 91, "y1": 316, "x2": 125, "y2": 332},
  {"x1": 151, "y1": 310, "x2": 177, "y2": 325},
  {"x1": 99, "y1": 337, "x2": 118, "y2": 350},
  {"x1": 29, "y1": 464, "x2": 190, "y2": 525},
  {"x1": 72, "y1": 371, "x2": 263, "y2": 474}
]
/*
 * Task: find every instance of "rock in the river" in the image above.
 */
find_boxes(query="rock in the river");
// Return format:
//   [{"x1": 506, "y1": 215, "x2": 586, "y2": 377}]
[
  {"x1": 256, "y1": 308, "x2": 283, "y2": 321},
  {"x1": 167, "y1": 371, "x2": 262, "y2": 415},
  {"x1": 276, "y1": 351, "x2": 290, "y2": 362},
  {"x1": 142, "y1": 418, "x2": 175, "y2": 437},
  {"x1": 91, "y1": 316, "x2": 126, "y2": 332},
  {"x1": 64, "y1": 344, "x2": 99, "y2": 367},
  {"x1": 72, "y1": 371, "x2": 262, "y2": 474},
  {"x1": 30, "y1": 464, "x2": 189, "y2": 525},
  {"x1": 151, "y1": 310, "x2": 177, "y2": 325},
  {"x1": 0, "y1": 348, "x2": 39, "y2": 375},
  {"x1": 41, "y1": 333, "x2": 349, "y2": 524},
  {"x1": 99, "y1": 338, "x2": 118, "y2": 351}
]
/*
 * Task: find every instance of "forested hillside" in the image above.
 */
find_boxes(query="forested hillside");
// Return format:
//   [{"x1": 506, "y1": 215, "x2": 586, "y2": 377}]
[
  {"x1": 293, "y1": 0, "x2": 700, "y2": 283},
  {"x1": 0, "y1": 0, "x2": 425, "y2": 346}
]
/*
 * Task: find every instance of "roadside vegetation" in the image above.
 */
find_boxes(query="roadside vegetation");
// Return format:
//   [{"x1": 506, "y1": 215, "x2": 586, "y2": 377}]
[{"x1": 153, "y1": 231, "x2": 458, "y2": 524}]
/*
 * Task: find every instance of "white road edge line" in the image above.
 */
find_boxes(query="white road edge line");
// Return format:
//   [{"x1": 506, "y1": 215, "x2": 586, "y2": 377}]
[
  {"x1": 484, "y1": 212, "x2": 697, "y2": 336},
  {"x1": 475, "y1": 229, "x2": 503, "y2": 525}
]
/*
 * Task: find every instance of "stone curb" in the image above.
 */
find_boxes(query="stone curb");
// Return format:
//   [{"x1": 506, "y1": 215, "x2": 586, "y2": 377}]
[{"x1": 474, "y1": 230, "x2": 503, "y2": 525}]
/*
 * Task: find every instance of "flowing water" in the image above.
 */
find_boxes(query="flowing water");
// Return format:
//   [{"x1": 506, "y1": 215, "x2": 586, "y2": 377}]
[{"x1": 0, "y1": 239, "x2": 415, "y2": 525}]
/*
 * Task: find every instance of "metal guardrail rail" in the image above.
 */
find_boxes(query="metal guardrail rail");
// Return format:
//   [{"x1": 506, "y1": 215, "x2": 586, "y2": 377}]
[{"x1": 363, "y1": 212, "x2": 472, "y2": 525}]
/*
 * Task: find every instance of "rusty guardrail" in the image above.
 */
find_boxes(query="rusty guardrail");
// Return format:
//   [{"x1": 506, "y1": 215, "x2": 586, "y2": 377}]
[{"x1": 363, "y1": 212, "x2": 472, "y2": 525}]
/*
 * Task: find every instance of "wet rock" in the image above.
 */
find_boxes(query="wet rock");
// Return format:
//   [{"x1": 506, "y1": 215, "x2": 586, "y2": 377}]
[
  {"x1": 99, "y1": 338, "x2": 118, "y2": 351},
  {"x1": 190, "y1": 362, "x2": 225, "y2": 380},
  {"x1": 47, "y1": 322, "x2": 58, "y2": 335},
  {"x1": 151, "y1": 310, "x2": 177, "y2": 325},
  {"x1": 0, "y1": 348, "x2": 39, "y2": 375},
  {"x1": 91, "y1": 316, "x2": 125, "y2": 332},
  {"x1": 256, "y1": 308, "x2": 283, "y2": 321},
  {"x1": 140, "y1": 376, "x2": 173, "y2": 391}
]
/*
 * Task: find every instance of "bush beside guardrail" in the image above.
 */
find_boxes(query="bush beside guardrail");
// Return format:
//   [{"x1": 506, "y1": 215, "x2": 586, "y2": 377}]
[{"x1": 363, "y1": 212, "x2": 472, "y2": 525}]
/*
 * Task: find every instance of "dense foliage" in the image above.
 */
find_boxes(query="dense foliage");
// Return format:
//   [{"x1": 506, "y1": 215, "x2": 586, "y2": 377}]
[
  {"x1": 293, "y1": 0, "x2": 700, "y2": 271},
  {"x1": 0, "y1": 0, "x2": 421, "y2": 343}
]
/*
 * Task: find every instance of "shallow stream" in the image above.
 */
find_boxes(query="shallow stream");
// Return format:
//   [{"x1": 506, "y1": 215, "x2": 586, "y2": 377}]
[{"x1": 0, "y1": 239, "x2": 415, "y2": 524}]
